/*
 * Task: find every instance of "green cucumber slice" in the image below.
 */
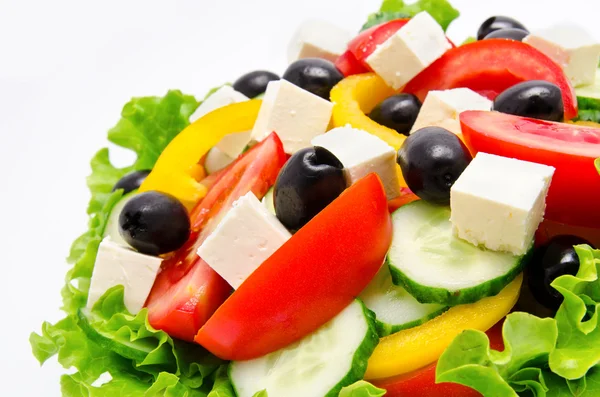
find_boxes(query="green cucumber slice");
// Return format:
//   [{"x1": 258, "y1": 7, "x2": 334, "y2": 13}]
[
  {"x1": 261, "y1": 187, "x2": 275, "y2": 215},
  {"x1": 229, "y1": 300, "x2": 379, "y2": 397},
  {"x1": 103, "y1": 191, "x2": 136, "y2": 246},
  {"x1": 576, "y1": 69, "x2": 600, "y2": 111},
  {"x1": 387, "y1": 201, "x2": 529, "y2": 306},
  {"x1": 360, "y1": 265, "x2": 448, "y2": 337}
]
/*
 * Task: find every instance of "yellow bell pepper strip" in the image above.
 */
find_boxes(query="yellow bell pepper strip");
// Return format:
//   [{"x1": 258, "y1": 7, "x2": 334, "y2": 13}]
[
  {"x1": 330, "y1": 73, "x2": 404, "y2": 150},
  {"x1": 139, "y1": 100, "x2": 262, "y2": 210},
  {"x1": 364, "y1": 273, "x2": 523, "y2": 380}
]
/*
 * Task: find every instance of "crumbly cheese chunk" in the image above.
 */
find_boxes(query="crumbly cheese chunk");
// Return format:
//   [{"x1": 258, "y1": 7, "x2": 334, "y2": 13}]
[
  {"x1": 312, "y1": 126, "x2": 401, "y2": 200},
  {"x1": 251, "y1": 80, "x2": 333, "y2": 154},
  {"x1": 450, "y1": 153, "x2": 555, "y2": 256},
  {"x1": 197, "y1": 192, "x2": 291, "y2": 289},
  {"x1": 366, "y1": 11, "x2": 451, "y2": 89},
  {"x1": 410, "y1": 88, "x2": 492, "y2": 137},
  {"x1": 87, "y1": 238, "x2": 162, "y2": 314},
  {"x1": 524, "y1": 24, "x2": 600, "y2": 87},
  {"x1": 287, "y1": 19, "x2": 352, "y2": 63}
]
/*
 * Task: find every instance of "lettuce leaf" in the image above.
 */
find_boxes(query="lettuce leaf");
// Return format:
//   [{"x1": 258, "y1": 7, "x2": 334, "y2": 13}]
[
  {"x1": 575, "y1": 110, "x2": 600, "y2": 123},
  {"x1": 362, "y1": 0, "x2": 459, "y2": 31},
  {"x1": 339, "y1": 380, "x2": 387, "y2": 396},
  {"x1": 595, "y1": 158, "x2": 600, "y2": 175},
  {"x1": 436, "y1": 246, "x2": 600, "y2": 396}
]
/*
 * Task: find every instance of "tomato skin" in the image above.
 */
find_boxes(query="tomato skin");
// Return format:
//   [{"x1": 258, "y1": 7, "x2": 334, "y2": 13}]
[
  {"x1": 404, "y1": 40, "x2": 578, "y2": 120},
  {"x1": 335, "y1": 50, "x2": 369, "y2": 77},
  {"x1": 388, "y1": 188, "x2": 419, "y2": 212},
  {"x1": 373, "y1": 321, "x2": 505, "y2": 397},
  {"x1": 195, "y1": 174, "x2": 392, "y2": 360},
  {"x1": 145, "y1": 133, "x2": 288, "y2": 341},
  {"x1": 460, "y1": 110, "x2": 600, "y2": 228},
  {"x1": 348, "y1": 19, "x2": 410, "y2": 67}
]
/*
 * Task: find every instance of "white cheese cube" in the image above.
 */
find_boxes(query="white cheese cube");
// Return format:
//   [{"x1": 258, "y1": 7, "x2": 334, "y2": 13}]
[
  {"x1": 311, "y1": 126, "x2": 401, "y2": 200},
  {"x1": 197, "y1": 192, "x2": 291, "y2": 289},
  {"x1": 251, "y1": 80, "x2": 333, "y2": 154},
  {"x1": 204, "y1": 146, "x2": 235, "y2": 174},
  {"x1": 410, "y1": 88, "x2": 492, "y2": 137},
  {"x1": 87, "y1": 238, "x2": 162, "y2": 314},
  {"x1": 366, "y1": 12, "x2": 451, "y2": 89},
  {"x1": 524, "y1": 24, "x2": 600, "y2": 87},
  {"x1": 450, "y1": 153, "x2": 555, "y2": 256},
  {"x1": 190, "y1": 85, "x2": 252, "y2": 158},
  {"x1": 287, "y1": 19, "x2": 353, "y2": 63}
]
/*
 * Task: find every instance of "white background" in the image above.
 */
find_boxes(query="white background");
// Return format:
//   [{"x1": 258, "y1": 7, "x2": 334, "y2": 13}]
[{"x1": 1, "y1": 0, "x2": 598, "y2": 395}]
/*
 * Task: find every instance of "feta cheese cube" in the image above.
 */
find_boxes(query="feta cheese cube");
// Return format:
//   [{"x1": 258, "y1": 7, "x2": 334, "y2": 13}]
[
  {"x1": 450, "y1": 153, "x2": 555, "y2": 256},
  {"x1": 287, "y1": 19, "x2": 353, "y2": 63},
  {"x1": 524, "y1": 24, "x2": 600, "y2": 87},
  {"x1": 311, "y1": 126, "x2": 401, "y2": 200},
  {"x1": 366, "y1": 12, "x2": 451, "y2": 89},
  {"x1": 410, "y1": 88, "x2": 492, "y2": 137},
  {"x1": 190, "y1": 85, "x2": 252, "y2": 158},
  {"x1": 87, "y1": 238, "x2": 163, "y2": 314},
  {"x1": 251, "y1": 80, "x2": 333, "y2": 154},
  {"x1": 197, "y1": 192, "x2": 291, "y2": 289}
]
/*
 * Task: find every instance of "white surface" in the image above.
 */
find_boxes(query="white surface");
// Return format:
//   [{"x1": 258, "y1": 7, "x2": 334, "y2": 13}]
[
  {"x1": 411, "y1": 88, "x2": 492, "y2": 136},
  {"x1": 1, "y1": 0, "x2": 599, "y2": 395},
  {"x1": 197, "y1": 192, "x2": 291, "y2": 290},
  {"x1": 312, "y1": 126, "x2": 401, "y2": 199},
  {"x1": 524, "y1": 24, "x2": 600, "y2": 87},
  {"x1": 287, "y1": 19, "x2": 352, "y2": 63},
  {"x1": 251, "y1": 79, "x2": 333, "y2": 153},
  {"x1": 451, "y1": 153, "x2": 555, "y2": 255},
  {"x1": 367, "y1": 11, "x2": 451, "y2": 89},
  {"x1": 87, "y1": 237, "x2": 162, "y2": 314}
]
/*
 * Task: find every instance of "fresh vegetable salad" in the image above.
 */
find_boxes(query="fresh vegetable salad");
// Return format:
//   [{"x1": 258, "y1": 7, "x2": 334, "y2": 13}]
[{"x1": 31, "y1": 0, "x2": 600, "y2": 395}]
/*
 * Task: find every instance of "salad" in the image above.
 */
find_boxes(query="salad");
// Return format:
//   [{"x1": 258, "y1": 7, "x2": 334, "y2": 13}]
[{"x1": 31, "y1": 0, "x2": 600, "y2": 395}]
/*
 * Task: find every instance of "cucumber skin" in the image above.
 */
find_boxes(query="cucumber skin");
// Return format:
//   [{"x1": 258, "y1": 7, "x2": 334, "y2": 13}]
[
  {"x1": 388, "y1": 250, "x2": 530, "y2": 306},
  {"x1": 228, "y1": 300, "x2": 380, "y2": 397},
  {"x1": 375, "y1": 305, "x2": 449, "y2": 337}
]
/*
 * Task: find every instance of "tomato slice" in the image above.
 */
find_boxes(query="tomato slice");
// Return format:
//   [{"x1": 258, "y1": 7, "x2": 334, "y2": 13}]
[
  {"x1": 335, "y1": 50, "x2": 369, "y2": 77},
  {"x1": 460, "y1": 110, "x2": 600, "y2": 228},
  {"x1": 404, "y1": 40, "x2": 578, "y2": 120},
  {"x1": 195, "y1": 174, "x2": 392, "y2": 360},
  {"x1": 145, "y1": 133, "x2": 288, "y2": 341},
  {"x1": 347, "y1": 19, "x2": 410, "y2": 67},
  {"x1": 388, "y1": 188, "x2": 418, "y2": 213},
  {"x1": 373, "y1": 321, "x2": 505, "y2": 397}
]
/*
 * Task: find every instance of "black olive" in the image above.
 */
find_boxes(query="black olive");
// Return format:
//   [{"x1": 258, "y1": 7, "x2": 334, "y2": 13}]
[
  {"x1": 493, "y1": 80, "x2": 564, "y2": 121},
  {"x1": 527, "y1": 235, "x2": 593, "y2": 311},
  {"x1": 233, "y1": 70, "x2": 280, "y2": 98},
  {"x1": 112, "y1": 170, "x2": 151, "y2": 194},
  {"x1": 119, "y1": 191, "x2": 190, "y2": 255},
  {"x1": 483, "y1": 28, "x2": 529, "y2": 41},
  {"x1": 477, "y1": 16, "x2": 528, "y2": 40},
  {"x1": 397, "y1": 127, "x2": 472, "y2": 205},
  {"x1": 368, "y1": 94, "x2": 422, "y2": 136},
  {"x1": 274, "y1": 147, "x2": 347, "y2": 231},
  {"x1": 282, "y1": 58, "x2": 344, "y2": 100}
]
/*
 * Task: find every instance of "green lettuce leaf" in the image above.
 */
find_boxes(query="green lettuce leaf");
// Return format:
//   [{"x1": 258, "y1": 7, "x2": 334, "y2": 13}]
[
  {"x1": 575, "y1": 109, "x2": 600, "y2": 123},
  {"x1": 461, "y1": 36, "x2": 477, "y2": 45},
  {"x1": 107, "y1": 90, "x2": 198, "y2": 170},
  {"x1": 362, "y1": 0, "x2": 459, "y2": 31},
  {"x1": 437, "y1": 246, "x2": 600, "y2": 396},
  {"x1": 339, "y1": 380, "x2": 387, "y2": 396},
  {"x1": 207, "y1": 366, "x2": 235, "y2": 397},
  {"x1": 595, "y1": 158, "x2": 600, "y2": 175}
]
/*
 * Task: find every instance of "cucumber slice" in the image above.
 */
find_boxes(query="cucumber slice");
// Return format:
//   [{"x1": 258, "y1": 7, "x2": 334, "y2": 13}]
[
  {"x1": 359, "y1": 265, "x2": 448, "y2": 337},
  {"x1": 103, "y1": 191, "x2": 136, "y2": 247},
  {"x1": 576, "y1": 69, "x2": 600, "y2": 110},
  {"x1": 387, "y1": 201, "x2": 529, "y2": 306},
  {"x1": 229, "y1": 300, "x2": 378, "y2": 397},
  {"x1": 261, "y1": 187, "x2": 275, "y2": 215}
]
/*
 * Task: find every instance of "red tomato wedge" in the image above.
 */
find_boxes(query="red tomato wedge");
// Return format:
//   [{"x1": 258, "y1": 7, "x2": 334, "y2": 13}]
[
  {"x1": 335, "y1": 50, "x2": 369, "y2": 77},
  {"x1": 145, "y1": 133, "x2": 287, "y2": 341},
  {"x1": 460, "y1": 111, "x2": 600, "y2": 228},
  {"x1": 195, "y1": 174, "x2": 392, "y2": 360},
  {"x1": 388, "y1": 187, "x2": 419, "y2": 213},
  {"x1": 374, "y1": 321, "x2": 505, "y2": 397},
  {"x1": 404, "y1": 40, "x2": 578, "y2": 120}
]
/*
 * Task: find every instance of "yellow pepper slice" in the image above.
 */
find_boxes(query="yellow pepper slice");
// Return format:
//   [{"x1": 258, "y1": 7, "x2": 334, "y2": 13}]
[
  {"x1": 330, "y1": 73, "x2": 404, "y2": 150},
  {"x1": 139, "y1": 100, "x2": 262, "y2": 210},
  {"x1": 568, "y1": 120, "x2": 600, "y2": 128},
  {"x1": 365, "y1": 274, "x2": 523, "y2": 380}
]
